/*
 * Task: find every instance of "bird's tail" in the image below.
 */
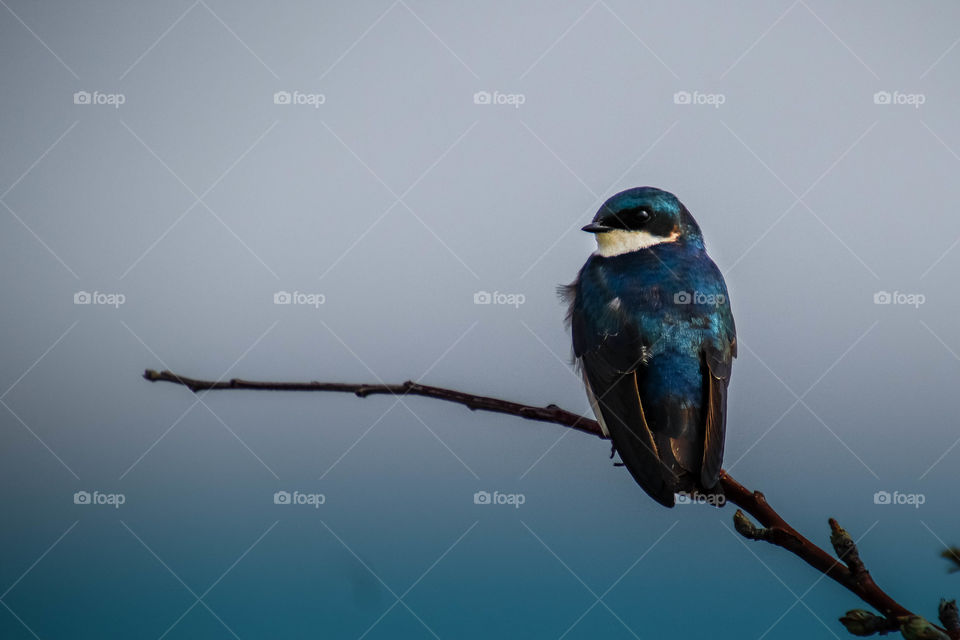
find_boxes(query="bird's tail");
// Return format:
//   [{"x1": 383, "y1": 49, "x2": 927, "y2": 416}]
[
  {"x1": 655, "y1": 432, "x2": 726, "y2": 507},
  {"x1": 674, "y1": 471, "x2": 726, "y2": 507}
]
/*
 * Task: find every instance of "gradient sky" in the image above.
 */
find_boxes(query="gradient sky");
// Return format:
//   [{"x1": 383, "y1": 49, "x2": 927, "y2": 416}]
[{"x1": 2, "y1": 2, "x2": 959, "y2": 638}]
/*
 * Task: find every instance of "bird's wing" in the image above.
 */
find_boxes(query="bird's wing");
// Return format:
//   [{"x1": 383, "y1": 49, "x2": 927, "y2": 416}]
[
  {"x1": 701, "y1": 340, "x2": 732, "y2": 487},
  {"x1": 565, "y1": 274, "x2": 676, "y2": 507},
  {"x1": 580, "y1": 349, "x2": 676, "y2": 507},
  {"x1": 699, "y1": 272, "x2": 736, "y2": 488}
]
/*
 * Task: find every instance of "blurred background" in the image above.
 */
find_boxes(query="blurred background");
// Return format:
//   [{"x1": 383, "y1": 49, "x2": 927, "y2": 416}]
[{"x1": 2, "y1": 1, "x2": 959, "y2": 638}]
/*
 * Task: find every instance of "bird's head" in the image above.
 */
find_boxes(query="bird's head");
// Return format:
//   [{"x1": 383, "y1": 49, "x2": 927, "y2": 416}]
[{"x1": 583, "y1": 187, "x2": 701, "y2": 257}]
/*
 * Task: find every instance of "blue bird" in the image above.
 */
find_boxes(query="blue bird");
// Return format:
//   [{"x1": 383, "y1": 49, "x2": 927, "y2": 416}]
[{"x1": 563, "y1": 187, "x2": 736, "y2": 507}]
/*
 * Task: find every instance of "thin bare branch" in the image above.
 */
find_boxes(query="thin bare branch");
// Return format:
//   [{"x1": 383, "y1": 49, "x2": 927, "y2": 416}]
[{"x1": 144, "y1": 368, "x2": 949, "y2": 635}]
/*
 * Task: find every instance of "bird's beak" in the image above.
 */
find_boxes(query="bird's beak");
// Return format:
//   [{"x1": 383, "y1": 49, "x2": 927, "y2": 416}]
[{"x1": 581, "y1": 222, "x2": 613, "y2": 233}]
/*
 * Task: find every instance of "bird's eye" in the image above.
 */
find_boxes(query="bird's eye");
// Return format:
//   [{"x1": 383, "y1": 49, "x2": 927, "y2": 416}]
[{"x1": 636, "y1": 209, "x2": 651, "y2": 222}]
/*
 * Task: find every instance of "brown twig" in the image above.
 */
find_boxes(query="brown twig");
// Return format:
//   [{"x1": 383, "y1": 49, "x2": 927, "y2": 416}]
[
  {"x1": 144, "y1": 368, "x2": 946, "y2": 635},
  {"x1": 142, "y1": 369, "x2": 598, "y2": 436}
]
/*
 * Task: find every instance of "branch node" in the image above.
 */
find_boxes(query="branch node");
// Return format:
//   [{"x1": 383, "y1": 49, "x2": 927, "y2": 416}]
[
  {"x1": 733, "y1": 509, "x2": 770, "y2": 541},
  {"x1": 830, "y1": 518, "x2": 868, "y2": 580},
  {"x1": 900, "y1": 615, "x2": 952, "y2": 640},
  {"x1": 939, "y1": 600, "x2": 960, "y2": 639},
  {"x1": 838, "y1": 609, "x2": 896, "y2": 636}
]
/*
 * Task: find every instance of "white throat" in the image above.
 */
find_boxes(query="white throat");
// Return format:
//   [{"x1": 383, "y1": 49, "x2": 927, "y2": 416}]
[{"x1": 594, "y1": 229, "x2": 679, "y2": 257}]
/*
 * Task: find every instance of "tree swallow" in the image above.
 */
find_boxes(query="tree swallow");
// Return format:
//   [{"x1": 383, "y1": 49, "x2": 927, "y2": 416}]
[{"x1": 563, "y1": 187, "x2": 736, "y2": 507}]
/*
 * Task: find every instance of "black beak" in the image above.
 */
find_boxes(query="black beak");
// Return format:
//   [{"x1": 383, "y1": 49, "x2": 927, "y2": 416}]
[{"x1": 581, "y1": 222, "x2": 613, "y2": 233}]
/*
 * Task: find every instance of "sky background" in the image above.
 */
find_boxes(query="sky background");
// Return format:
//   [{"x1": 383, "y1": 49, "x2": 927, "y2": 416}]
[{"x1": 2, "y1": 1, "x2": 960, "y2": 638}]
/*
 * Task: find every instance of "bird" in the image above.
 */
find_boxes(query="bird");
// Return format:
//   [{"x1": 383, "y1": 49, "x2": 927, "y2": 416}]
[{"x1": 562, "y1": 186, "x2": 736, "y2": 508}]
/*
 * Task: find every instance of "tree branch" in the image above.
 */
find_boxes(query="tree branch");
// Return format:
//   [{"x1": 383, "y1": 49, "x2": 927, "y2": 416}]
[
  {"x1": 142, "y1": 369, "x2": 599, "y2": 437},
  {"x1": 144, "y1": 368, "x2": 951, "y2": 636}
]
